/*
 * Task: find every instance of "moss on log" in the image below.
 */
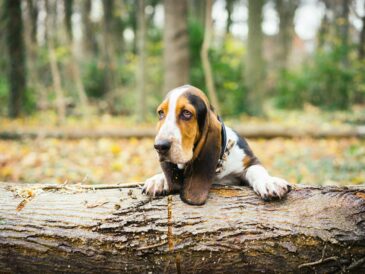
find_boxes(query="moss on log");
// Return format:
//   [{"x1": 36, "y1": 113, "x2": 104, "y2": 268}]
[{"x1": 0, "y1": 183, "x2": 365, "y2": 273}]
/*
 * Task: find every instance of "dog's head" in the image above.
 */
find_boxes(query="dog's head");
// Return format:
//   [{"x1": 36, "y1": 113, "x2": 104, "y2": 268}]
[{"x1": 155, "y1": 85, "x2": 222, "y2": 205}]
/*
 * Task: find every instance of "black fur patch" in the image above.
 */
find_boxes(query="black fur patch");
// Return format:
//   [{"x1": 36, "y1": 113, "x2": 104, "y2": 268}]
[
  {"x1": 235, "y1": 131, "x2": 260, "y2": 167},
  {"x1": 235, "y1": 132, "x2": 254, "y2": 156},
  {"x1": 186, "y1": 93, "x2": 207, "y2": 133}
]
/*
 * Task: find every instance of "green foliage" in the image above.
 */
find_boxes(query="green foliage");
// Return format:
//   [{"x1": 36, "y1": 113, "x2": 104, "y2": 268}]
[
  {"x1": 188, "y1": 19, "x2": 205, "y2": 90},
  {"x1": 82, "y1": 59, "x2": 107, "y2": 98},
  {"x1": 211, "y1": 36, "x2": 247, "y2": 116},
  {"x1": 276, "y1": 46, "x2": 365, "y2": 110},
  {"x1": 0, "y1": 76, "x2": 35, "y2": 115},
  {"x1": 0, "y1": 76, "x2": 8, "y2": 115},
  {"x1": 23, "y1": 86, "x2": 37, "y2": 114}
]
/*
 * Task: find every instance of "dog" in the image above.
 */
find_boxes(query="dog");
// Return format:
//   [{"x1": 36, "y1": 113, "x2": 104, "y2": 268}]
[{"x1": 142, "y1": 85, "x2": 291, "y2": 205}]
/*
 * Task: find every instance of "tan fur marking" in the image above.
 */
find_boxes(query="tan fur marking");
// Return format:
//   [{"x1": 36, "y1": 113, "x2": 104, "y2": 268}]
[
  {"x1": 243, "y1": 155, "x2": 260, "y2": 170},
  {"x1": 156, "y1": 100, "x2": 169, "y2": 130},
  {"x1": 175, "y1": 96, "x2": 199, "y2": 156}
]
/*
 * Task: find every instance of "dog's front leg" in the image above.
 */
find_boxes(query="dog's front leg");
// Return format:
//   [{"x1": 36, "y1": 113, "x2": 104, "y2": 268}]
[
  {"x1": 143, "y1": 162, "x2": 183, "y2": 198},
  {"x1": 244, "y1": 165, "x2": 291, "y2": 200},
  {"x1": 142, "y1": 173, "x2": 169, "y2": 197}
]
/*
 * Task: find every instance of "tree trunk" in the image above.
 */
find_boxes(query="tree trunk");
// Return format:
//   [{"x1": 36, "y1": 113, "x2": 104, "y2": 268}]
[
  {"x1": 163, "y1": 0, "x2": 190, "y2": 93},
  {"x1": 0, "y1": 183, "x2": 365, "y2": 273},
  {"x1": 101, "y1": 0, "x2": 117, "y2": 95},
  {"x1": 81, "y1": 0, "x2": 98, "y2": 56},
  {"x1": 317, "y1": 1, "x2": 330, "y2": 50},
  {"x1": 245, "y1": 0, "x2": 265, "y2": 116},
  {"x1": 63, "y1": 0, "x2": 73, "y2": 41},
  {"x1": 275, "y1": 0, "x2": 298, "y2": 71},
  {"x1": 137, "y1": 0, "x2": 147, "y2": 122},
  {"x1": 62, "y1": 0, "x2": 89, "y2": 117},
  {"x1": 359, "y1": 2, "x2": 365, "y2": 60},
  {"x1": 201, "y1": 0, "x2": 220, "y2": 114},
  {"x1": 25, "y1": 0, "x2": 47, "y2": 110},
  {"x1": 26, "y1": 0, "x2": 38, "y2": 44},
  {"x1": 46, "y1": 0, "x2": 66, "y2": 123},
  {"x1": 225, "y1": 0, "x2": 234, "y2": 35},
  {"x1": 5, "y1": 0, "x2": 26, "y2": 118}
]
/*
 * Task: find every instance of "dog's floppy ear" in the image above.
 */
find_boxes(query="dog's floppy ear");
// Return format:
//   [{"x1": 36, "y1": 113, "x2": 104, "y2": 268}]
[{"x1": 180, "y1": 110, "x2": 221, "y2": 205}]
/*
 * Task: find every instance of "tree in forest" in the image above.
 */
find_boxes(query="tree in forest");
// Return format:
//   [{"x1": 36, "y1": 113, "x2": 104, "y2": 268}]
[
  {"x1": 136, "y1": 0, "x2": 146, "y2": 122},
  {"x1": 63, "y1": 0, "x2": 89, "y2": 117},
  {"x1": 5, "y1": 0, "x2": 26, "y2": 118},
  {"x1": 244, "y1": 0, "x2": 265, "y2": 115},
  {"x1": 101, "y1": 0, "x2": 118, "y2": 94},
  {"x1": 46, "y1": 0, "x2": 66, "y2": 123},
  {"x1": 24, "y1": 0, "x2": 47, "y2": 109},
  {"x1": 81, "y1": 0, "x2": 98, "y2": 56},
  {"x1": 352, "y1": 0, "x2": 365, "y2": 59},
  {"x1": 275, "y1": 0, "x2": 299, "y2": 71},
  {"x1": 201, "y1": 0, "x2": 220, "y2": 113},
  {"x1": 225, "y1": 0, "x2": 235, "y2": 35},
  {"x1": 163, "y1": 0, "x2": 190, "y2": 93}
]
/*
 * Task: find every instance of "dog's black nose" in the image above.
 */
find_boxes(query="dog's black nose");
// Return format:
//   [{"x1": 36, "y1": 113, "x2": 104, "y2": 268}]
[{"x1": 154, "y1": 140, "x2": 172, "y2": 153}]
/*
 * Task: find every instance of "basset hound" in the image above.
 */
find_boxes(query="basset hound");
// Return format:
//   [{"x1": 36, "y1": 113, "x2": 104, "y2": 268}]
[{"x1": 142, "y1": 85, "x2": 291, "y2": 205}]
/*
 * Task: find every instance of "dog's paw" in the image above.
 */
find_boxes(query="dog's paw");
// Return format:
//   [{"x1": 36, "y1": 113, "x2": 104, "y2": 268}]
[
  {"x1": 253, "y1": 176, "x2": 291, "y2": 201},
  {"x1": 142, "y1": 173, "x2": 169, "y2": 197}
]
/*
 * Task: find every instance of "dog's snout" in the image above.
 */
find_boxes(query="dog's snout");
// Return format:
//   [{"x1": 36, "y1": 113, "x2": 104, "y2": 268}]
[{"x1": 154, "y1": 140, "x2": 172, "y2": 153}]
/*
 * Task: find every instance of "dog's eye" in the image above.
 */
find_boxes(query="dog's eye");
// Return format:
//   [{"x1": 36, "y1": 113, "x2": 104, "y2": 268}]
[
  {"x1": 158, "y1": 110, "x2": 164, "y2": 120},
  {"x1": 181, "y1": 110, "x2": 192, "y2": 120}
]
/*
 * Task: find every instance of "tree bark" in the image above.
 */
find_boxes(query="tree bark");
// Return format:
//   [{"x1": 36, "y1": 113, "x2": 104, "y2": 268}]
[
  {"x1": 245, "y1": 0, "x2": 265, "y2": 116},
  {"x1": 201, "y1": 0, "x2": 221, "y2": 114},
  {"x1": 0, "y1": 183, "x2": 364, "y2": 273},
  {"x1": 5, "y1": 0, "x2": 27, "y2": 118},
  {"x1": 163, "y1": 0, "x2": 190, "y2": 93}
]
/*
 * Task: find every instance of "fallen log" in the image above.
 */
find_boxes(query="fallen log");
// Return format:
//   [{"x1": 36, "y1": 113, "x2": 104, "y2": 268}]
[
  {"x1": 0, "y1": 183, "x2": 365, "y2": 273},
  {"x1": 1, "y1": 124, "x2": 365, "y2": 139}
]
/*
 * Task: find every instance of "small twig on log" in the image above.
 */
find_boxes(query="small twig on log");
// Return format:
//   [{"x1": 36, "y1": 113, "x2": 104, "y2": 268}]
[
  {"x1": 84, "y1": 199, "x2": 109, "y2": 208},
  {"x1": 298, "y1": 245, "x2": 338, "y2": 269}
]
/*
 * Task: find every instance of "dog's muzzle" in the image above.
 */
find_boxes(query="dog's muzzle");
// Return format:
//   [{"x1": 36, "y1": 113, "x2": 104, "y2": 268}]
[{"x1": 154, "y1": 139, "x2": 172, "y2": 155}]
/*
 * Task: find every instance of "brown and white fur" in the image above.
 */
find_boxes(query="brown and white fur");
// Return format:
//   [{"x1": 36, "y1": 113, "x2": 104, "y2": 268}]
[{"x1": 143, "y1": 85, "x2": 291, "y2": 205}]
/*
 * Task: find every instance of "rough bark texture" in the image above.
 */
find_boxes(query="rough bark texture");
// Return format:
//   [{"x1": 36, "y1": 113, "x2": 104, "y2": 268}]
[
  {"x1": 1, "y1": 125, "x2": 365, "y2": 140},
  {"x1": 0, "y1": 183, "x2": 365, "y2": 273},
  {"x1": 163, "y1": 0, "x2": 190, "y2": 93}
]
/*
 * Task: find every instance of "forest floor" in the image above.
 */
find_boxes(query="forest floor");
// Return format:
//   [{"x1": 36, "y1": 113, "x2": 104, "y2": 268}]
[{"x1": 0, "y1": 106, "x2": 364, "y2": 186}]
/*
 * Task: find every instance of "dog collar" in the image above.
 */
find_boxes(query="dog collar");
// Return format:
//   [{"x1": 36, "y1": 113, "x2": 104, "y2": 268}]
[
  {"x1": 216, "y1": 116, "x2": 235, "y2": 174},
  {"x1": 218, "y1": 115, "x2": 227, "y2": 160}
]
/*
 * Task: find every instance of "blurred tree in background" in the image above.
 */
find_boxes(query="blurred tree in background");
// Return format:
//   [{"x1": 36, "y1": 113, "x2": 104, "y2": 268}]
[{"x1": 0, "y1": 0, "x2": 365, "y2": 119}]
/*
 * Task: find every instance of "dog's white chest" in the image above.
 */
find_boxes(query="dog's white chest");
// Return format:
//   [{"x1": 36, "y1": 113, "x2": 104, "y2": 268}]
[{"x1": 215, "y1": 126, "x2": 246, "y2": 182}]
